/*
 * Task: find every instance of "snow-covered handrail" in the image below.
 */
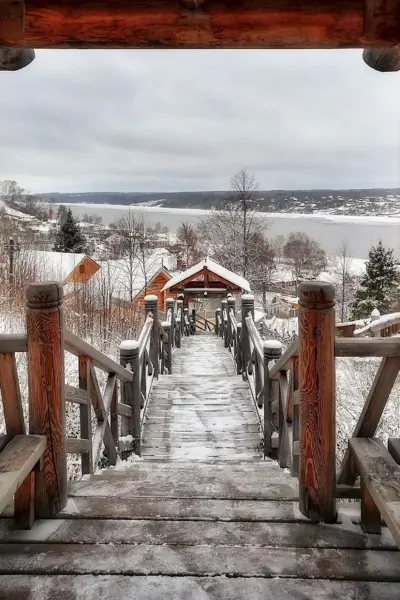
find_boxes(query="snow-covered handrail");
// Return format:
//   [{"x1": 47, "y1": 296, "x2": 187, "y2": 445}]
[{"x1": 354, "y1": 313, "x2": 400, "y2": 337}]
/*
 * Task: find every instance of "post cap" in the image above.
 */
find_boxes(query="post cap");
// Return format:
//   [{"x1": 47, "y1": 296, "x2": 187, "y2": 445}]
[
  {"x1": 216, "y1": 307, "x2": 221, "y2": 312},
  {"x1": 263, "y1": 340, "x2": 282, "y2": 357},
  {"x1": 26, "y1": 281, "x2": 63, "y2": 309},
  {"x1": 221, "y1": 299, "x2": 228, "y2": 305},
  {"x1": 242, "y1": 294, "x2": 254, "y2": 302},
  {"x1": 166, "y1": 298, "x2": 175, "y2": 304},
  {"x1": 298, "y1": 281, "x2": 335, "y2": 310},
  {"x1": 144, "y1": 294, "x2": 158, "y2": 302},
  {"x1": 119, "y1": 340, "x2": 139, "y2": 357},
  {"x1": 161, "y1": 320, "x2": 171, "y2": 328}
]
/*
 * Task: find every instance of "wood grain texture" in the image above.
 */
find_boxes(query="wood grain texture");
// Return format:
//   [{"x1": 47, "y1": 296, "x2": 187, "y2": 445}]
[
  {"x1": 0, "y1": 352, "x2": 25, "y2": 436},
  {"x1": 2, "y1": 0, "x2": 400, "y2": 49},
  {"x1": 14, "y1": 471, "x2": 35, "y2": 530},
  {"x1": 335, "y1": 337, "x2": 400, "y2": 357},
  {"x1": 0, "y1": 434, "x2": 46, "y2": 513},
  {"x1": 26, "y1": 282, "x2": 67, "y2": 518},
  {"x1": 338, "y1": 356, "x2": 400, "y2": 485},
  {"x1": 78, "y1": 356, "x2": 92, "y2": 475},
  {"x1": 350, "y1": 437, "x2": 400, "y2": 548},
  {"x1": 298, "y1": 282, "x2": 336, "y2": 522},
  {"x1": 360, "y1": 478, "x2": 381, "y2": 535},
  {"x1": 0, "y1": 334, "x2": 27, "y2": 353}
]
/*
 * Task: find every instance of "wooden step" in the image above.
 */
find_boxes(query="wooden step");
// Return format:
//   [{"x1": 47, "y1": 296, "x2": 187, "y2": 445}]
[
  {"x1": 2, "y1": 575, "x2": 400, "y2": 600},
  {"x1": 0, "y1": 543, "x2": 399, "y2": 580},
  {"x1": 0, "y1": 517, "x2": 397, "y2": 550}
]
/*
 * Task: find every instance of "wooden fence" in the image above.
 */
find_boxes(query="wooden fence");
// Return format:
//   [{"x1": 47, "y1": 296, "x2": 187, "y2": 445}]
[
  {"x1": 0, "y1": 283, "x2": 183, "y2": 526},
  {"x1": 216, "y1": 284, "x2": 400, "y2": 543}
]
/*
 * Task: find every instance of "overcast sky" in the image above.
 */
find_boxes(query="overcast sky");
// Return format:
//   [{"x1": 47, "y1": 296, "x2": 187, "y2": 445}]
[{"x1": 1, "y1": 49, "x2": 399, "y2": 193}]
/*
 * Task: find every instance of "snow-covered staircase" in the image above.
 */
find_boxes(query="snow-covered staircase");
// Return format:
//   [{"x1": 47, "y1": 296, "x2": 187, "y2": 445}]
[
  {"x1": 1, "y1": 331, "x2": 400, "y2": 597},
  {"x1": 141, "y1": 333, "x2": 263, "y2": 460}
]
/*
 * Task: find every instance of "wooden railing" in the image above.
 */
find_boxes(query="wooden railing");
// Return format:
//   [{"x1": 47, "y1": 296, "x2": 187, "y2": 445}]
[
  {"x1": 0, "y1": 284, "x2": 184, "y2": 526},
  {"x1": 217, "y1": 283, "x2": 400, "y2": 541}
]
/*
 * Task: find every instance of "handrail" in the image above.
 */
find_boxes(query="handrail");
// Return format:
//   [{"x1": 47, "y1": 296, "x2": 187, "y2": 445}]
[
  {"x1": 245, "y1": 315, "x2": 263, "y2": 361},
  {"x1": 138, "y1": 314, "x2": 153, "y2": 361},
  {"x1": 0, "y1": 334, "x2": 28, "y2": 353},
  {"x1": 64, "y1": 329, "x2": 133, "y2": 382}
]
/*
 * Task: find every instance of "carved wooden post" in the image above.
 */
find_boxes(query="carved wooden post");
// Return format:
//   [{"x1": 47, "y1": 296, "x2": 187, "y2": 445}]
[
  {"x1": 161, "y1": 321, "x2": 172, "y2": 373},
  {"x1": 241, "y1": 294, "x2": 254, "y2": 380},
  {"x1": 298, "y1": 281, "x2": 336, "y2": 523},
  {"x1": 215, "y1": 307, "x2": 221, "y2": 336},
  {"x1": 263, "y1": 341, "x2": 282, "y2": 457},
  {"x1": 221, "y1": 299, "x2": 228, "y2": 347},
  {"x1": 119, "y1": 341, "x2": 141, "y2": 456},
  {"x1": 166, "y1": 298, "x2": 175, "y2": 347},
  {"x1": 227, "y1": 295, "x2": 235, "y2": 348},
  {"x1": 26, "y1": 282, "x2": 67, "y2": 517},
  {"x1": 177, "y1": 298, "x2": 184, "y2": 336},
  {"x1": 191, "y1": 308, "x2": 196, "y2": 334},
  {"x1": 144, "y1": 294, "x2": 159, "y2": 379}
]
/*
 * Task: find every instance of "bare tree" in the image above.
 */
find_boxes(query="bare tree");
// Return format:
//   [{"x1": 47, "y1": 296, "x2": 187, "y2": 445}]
[
  {"x1": 198, "y1": 169, "x2": 261, "y2": 279},
  {"x1": 283, "y1": 232, "x2": 326, "y2": 284},
  {"x1": 332, "y1": 240, "x2": 355, "y2": 322},
  {"x1": 177, "y1": 221, "x2": 201, "y2": 268},
  {"x1": 249, "y1": 233, "x2": 276, "y2": 310}
]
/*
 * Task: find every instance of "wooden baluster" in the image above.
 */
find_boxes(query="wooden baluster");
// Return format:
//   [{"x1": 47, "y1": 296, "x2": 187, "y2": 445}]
[
  {"x1": 220, "y1": 299, "x2": 227, "y2": 347},
  {"x1": 78, "y1": 355, "x2": 92, "y2": 475},
  {"x1": 176, "y1": 298, "x2": 184, "y2": 336},
  {"x1": 26, "y1": 282, "x2": 67, "y2": 517},
  {"x1": 215, "y1": 307, "x2": 221, "y2": 336},
  {"x1": 140, "y1": 350, "x2": 147, "y2": 409},
  {"x1": 291, "y1": 356, "x2": 300, "y2": 478},
  {"x1": 166, "y1": 298, "x2": 175, "y2": 347},
  {"x1": 298, "y1": 281, "x2": 336, "y2": 523},
  {"x1": 263, "y1": 341, "x2": 282, "y2": 458},
  {"x1": 227, "y1": 295, "x2": 235, "y2": 349},
  {"x1": 241, "y1": 294, "x2": 254, "y2": 380},
  {"x1": 0, "y1": 351, "x2": 25, "y2": 437},
  {"x1": 236, "y1": 322, "x2": 242, "y2": 375},
  {"x1": 191, "y1": 308, "x2": 196, "y2": 334},
  {"x1": 144, "y1": 294, "x2": 159, "y2": 379},
  {"x1": 184, "y1": 307, "x2": 189, "y2": 336},
  {"x1": 120, "y1": 341, "x2": 141, "y2": 456},
  {"x1": 175, "y1": 313, "x2": 181, "y2": 348},
  {"x1": 161, "y1": 322, "x2": 172, "y2": 373}
]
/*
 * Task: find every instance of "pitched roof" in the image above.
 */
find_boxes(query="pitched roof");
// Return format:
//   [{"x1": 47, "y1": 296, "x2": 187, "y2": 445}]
[
  {"x1": 21, "y1": 250, "x2": 96, "y2": 282},
  {"x1": 161, "y1": 257, "x2": 251, "y2": 293}
]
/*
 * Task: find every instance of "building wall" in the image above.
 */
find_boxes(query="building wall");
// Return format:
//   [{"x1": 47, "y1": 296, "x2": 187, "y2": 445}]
[
  {"x1": 134, "y1": 270, "x2": 171, "y2": 312},
  {"x1": 65, "y1": 257, "x2": 100, "y2": 284}
]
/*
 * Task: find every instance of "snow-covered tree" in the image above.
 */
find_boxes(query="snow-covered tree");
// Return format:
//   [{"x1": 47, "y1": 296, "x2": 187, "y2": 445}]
[
  {"x1": 351, "y1": 241, "x2": 398, "y2": 319},
  {"x1": 54, "y1": 208, "x2": 87, "y2": 253},
  {"x1": 283, "y1": 232, "x2": 326, "y2": 284},
  {"x1": 332, "y1": 240, "x2": 356, "y2": 322}
]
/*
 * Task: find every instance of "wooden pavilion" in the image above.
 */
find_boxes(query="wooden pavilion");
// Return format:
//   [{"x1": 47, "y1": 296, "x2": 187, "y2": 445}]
[{"x1": 161, "y1": 256, "x2": 251, "y2": 304}]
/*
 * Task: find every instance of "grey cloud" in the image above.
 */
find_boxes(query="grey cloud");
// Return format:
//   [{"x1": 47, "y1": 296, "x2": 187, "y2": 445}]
[{"x1": 0, "y1": 49, "x2": 399, "y2": 192}]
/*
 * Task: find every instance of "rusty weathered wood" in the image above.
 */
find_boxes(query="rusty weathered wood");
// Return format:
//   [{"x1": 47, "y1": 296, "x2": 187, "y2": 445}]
[
  {"x1": 0, "y1": 0, "x2": 25, "y2": 44},
  {"x1": 335, "y1": 337, "x2": 400, "y2": 357},
  {"x1": 78, "y1": 355, "x2": 92, "y2": 475},
  {"x1": 65, "y1": 329, "x2": 133, "y2": 382},
  {"x1": 350, "y1": 437, "x2": 400, "y2": 547},
  {"x1": 298, "y1": 281, "x2": 336, "y2": 523},
  {"x1": 120, "y1": 341, "x2": 141, "y2": 455},
  {"x1": 0, "y1": 352, "x2": 25, "y2": 436},
  {"x1": 2, "y1": 0, "x2": 400, "y2": 49},
  {"x1": 0, "y1": 434, "x2": 46, "y2": 514},
  {"x1": 14, "y1": 470, "x2": 35, "y2": 529},
  {"x1": 0, "y1": 334, "x2": 27, "y2": 353},
  {"x1": 338, "y1": 356, "x2": 400, "y2": 486},
  {"x1": 26, "y1": 282, "x2": 67, "y2": 517}
]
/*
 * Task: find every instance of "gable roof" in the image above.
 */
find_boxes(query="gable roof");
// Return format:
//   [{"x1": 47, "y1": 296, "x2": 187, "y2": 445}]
[
  {"x1": 161, "y1": 257, "x2": 251, "y2": 293},
  {"x1": 21, "y1": 250, "x2": 98, "y2": 282}
]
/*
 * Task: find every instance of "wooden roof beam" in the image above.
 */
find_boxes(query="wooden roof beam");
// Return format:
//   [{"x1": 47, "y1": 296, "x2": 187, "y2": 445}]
[{"x1": 0, "y1": 0, "x2": 400, "y2": 50}]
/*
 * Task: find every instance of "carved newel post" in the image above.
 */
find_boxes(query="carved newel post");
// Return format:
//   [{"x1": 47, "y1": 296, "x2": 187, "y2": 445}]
[
  {"x1": 26, "y1": 282, "x2": 67, "y2": 517},
  {"x1": 144, "y1": 294, "x2": 159, "y2": 379},
  {"x1": 298, "y1": 281, "x2": 336, "y2": 523}
]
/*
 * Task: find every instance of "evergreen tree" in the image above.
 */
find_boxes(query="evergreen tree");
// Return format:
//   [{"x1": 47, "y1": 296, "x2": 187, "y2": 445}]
[
  {"x1": 351, "y1": 241, "x2": 398, "y2": 319},
  {"x1": 54, "y1": 208, "x2": 87, "y2": 253}
]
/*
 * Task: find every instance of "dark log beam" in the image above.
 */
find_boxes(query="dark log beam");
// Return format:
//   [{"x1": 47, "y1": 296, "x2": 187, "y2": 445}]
[
  {"x1": 0, "y1": 0, "x2": 400, "y2": 49},
  {"x1": 363, "y1": 45, "x2": 400, "y2": 70}
]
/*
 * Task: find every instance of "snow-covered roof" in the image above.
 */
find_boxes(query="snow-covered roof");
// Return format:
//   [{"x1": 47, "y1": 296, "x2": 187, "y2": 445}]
[
  {"x1": 21, "y1": 250, "x2": 92, "y2": 282},
  {"x1": 161, "y1": 257, "x2": 251, "y2": 293},
  {"x1": 92, "y1": 248, "x2": 176, "y2": 302}
]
